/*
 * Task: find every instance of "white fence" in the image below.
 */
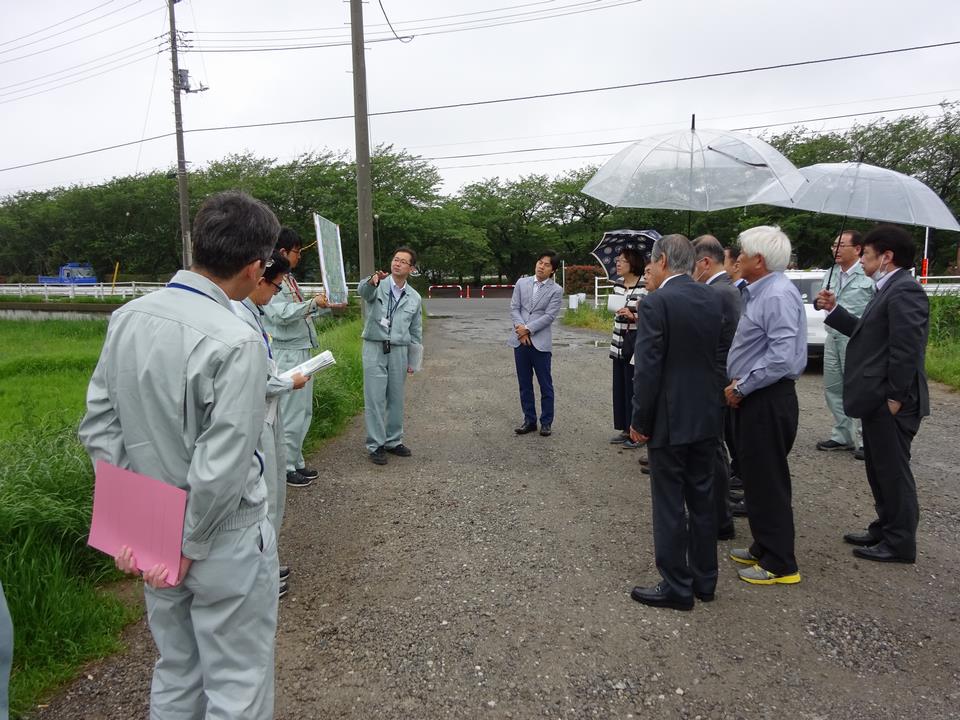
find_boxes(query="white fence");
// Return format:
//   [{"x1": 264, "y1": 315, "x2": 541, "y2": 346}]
[{"x1": 0, "y1": 281, "x2": 359, "y2": 300}]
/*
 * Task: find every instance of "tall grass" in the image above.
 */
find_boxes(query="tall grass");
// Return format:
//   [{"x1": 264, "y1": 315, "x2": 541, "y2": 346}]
[
  {"x1": 561, "y1": 302, "x2": 615, "y2": 334},
  {"x1": 927, "y1": 295, "x2": 960, "y2": 390},
  {"x1": 0, "y1": 315, "x2": 366, "y2": 717}
]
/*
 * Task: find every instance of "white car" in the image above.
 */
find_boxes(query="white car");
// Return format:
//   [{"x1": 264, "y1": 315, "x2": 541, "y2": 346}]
[{"x1": 785, "y1": 269, "x2": 827, "y2": 358}]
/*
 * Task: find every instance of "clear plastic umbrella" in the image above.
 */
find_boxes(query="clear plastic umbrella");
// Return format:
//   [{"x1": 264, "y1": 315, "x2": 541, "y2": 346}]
[
  {"x1": 749, "y1": 162, "x2": 960, "y2": 232},
  {"x1": 581, "y1": 118, "x2": 807, "y2": 212}
]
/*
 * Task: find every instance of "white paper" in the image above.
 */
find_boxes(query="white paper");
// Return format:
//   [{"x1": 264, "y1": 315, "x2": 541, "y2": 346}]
[
  {"x1": 607, "y1": 292, "x2": 626, "y2": 312},
  {"x1": 279, "y1": 350, "x2": 336, "y2": 380},
  {"x1": 407, "y1": 343, "x2": 423, "y2": 373}
]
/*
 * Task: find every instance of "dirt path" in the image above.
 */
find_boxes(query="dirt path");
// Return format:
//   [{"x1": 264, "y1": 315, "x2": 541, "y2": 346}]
[{"x1": 37, "y1": 298, "x2": 960, "y2": 719}]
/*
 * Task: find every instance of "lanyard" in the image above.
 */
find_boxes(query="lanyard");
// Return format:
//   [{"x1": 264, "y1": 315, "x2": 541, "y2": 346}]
[
  {"x1": 387, "y1": 285, "x2": 405, "y2": 324},
  {"x1": 244, "y1": 303, "x2": 273, "y2": 360},
  {"x1": 167, "y1": 281, "x2": 218, "y2": 304}
]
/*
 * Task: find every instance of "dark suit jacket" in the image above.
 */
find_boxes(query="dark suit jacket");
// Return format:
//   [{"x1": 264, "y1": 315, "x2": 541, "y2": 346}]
[
  {"x1": 706, "y1": 272, "x2": 743, "y2": 386},
  {"x1": 824, "y1": 268, "x2": 929, "y2": 419},
  {"x1": 631, "y1": 274, "x2": 723, "y2": 448}
]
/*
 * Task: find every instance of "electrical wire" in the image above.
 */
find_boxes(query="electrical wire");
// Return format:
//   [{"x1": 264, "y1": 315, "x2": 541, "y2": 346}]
[
  {"x1": 1, "y1": 40, "x2": 957, "y2": 172},
  {"x1": 377, "y1": 0, "x2": 414, "y2": 43},
  {"x1": 0, "y1": 0, "x2": 117, "y2": 47},
  {"x1": 0, "y1": 6, "x2": 163, "y2": 66},
  {"x1": 0, "y1": 0, "x2": 148, "y2": 55}
]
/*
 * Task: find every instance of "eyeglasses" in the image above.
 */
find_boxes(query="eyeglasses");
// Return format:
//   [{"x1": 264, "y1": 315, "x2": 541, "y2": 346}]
[
  {"x1": 392, "y1": 258, "x2": 412, "y2": 266},
  {"x1": 267, "y1": 280, "x2": 282, "y2": 292}
]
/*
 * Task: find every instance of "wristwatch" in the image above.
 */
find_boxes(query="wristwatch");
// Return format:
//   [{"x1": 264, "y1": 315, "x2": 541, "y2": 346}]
[{"x1": 732, "y1": 386, "x2": 744, "y2": 400}]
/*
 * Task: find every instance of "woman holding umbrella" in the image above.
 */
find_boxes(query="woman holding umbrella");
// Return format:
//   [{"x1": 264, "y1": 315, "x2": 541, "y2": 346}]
[{"x1": 609, "y1": 247, "x2": 648, "y2": 448}]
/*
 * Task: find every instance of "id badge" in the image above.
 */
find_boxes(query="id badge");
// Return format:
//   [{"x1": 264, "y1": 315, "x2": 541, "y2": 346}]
[{"x1": 379, "y1": 318, "x2": 390, "y2": 330}]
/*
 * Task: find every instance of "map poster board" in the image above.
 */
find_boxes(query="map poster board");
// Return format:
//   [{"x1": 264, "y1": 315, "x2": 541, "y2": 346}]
[{"x1": 313, "y1": 212, "x2": 349, "y2": 306}]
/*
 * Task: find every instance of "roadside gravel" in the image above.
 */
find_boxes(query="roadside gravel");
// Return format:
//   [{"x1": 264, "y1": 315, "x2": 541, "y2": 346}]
[{"x1": 35, "y1": 298, "x2": 960, "y2": 720}]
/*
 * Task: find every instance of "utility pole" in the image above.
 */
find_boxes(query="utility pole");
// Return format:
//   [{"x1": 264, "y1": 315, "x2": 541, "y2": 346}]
[
  {"x1": 168, "y1": 0, "x2": 192, "y2": 269},
  {"x1": 350, "y1": 0, "x2": 375, "y2": 281}
]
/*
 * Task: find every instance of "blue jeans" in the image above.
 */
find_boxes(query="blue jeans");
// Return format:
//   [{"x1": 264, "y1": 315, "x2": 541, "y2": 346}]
[{"x1": 514, "y1": 344, "x2": 554, "y2": 426}]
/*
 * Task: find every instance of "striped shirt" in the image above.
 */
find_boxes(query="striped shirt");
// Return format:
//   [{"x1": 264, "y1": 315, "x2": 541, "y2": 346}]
[{"x1": 609, "y1": 281, "x2": 647, "y2": 360}]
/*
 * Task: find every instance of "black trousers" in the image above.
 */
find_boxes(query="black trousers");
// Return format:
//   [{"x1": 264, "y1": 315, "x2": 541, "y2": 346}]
[
  {"x1": 736, "y1": 380, "x2": 799, "y2": 576},
  {"x1": 611, "y1": 357, "x2": 635, "y2": 432},
  {"x1": 712, "y1": 406, "x2": 734, "y2": 536},
  {"x1": 648, "y1": 438, "x2": 718, "y2": 599},
  {"x1": 861, "y1": 404, "x2": 921, "y2": 559}
]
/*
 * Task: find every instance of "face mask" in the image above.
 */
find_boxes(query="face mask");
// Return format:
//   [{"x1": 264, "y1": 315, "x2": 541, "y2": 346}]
[{"x1": 871, "y1": 258, "x2": 889, "y2": 282}]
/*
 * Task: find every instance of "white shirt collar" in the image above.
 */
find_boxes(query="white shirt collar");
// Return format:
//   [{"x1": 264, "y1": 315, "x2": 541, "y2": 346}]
[
  {"x1": 706, "y1": 270, "x2": 726, "y2": 285},
  {"x1": 876, "y1": 266, "x2": 902, "y2": 291}
]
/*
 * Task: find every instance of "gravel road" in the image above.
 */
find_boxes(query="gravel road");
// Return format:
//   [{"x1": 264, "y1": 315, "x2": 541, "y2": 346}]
[{"x1": 36, "y1": 298, "x2": 960, "y2": 720}]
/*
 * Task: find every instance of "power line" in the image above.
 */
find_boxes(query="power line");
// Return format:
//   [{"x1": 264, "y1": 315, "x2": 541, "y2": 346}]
[
  {"x1": 1, "y1": 40, "x2": 957, "y2": 172},
  {"x1": 0, "y1": 6, "x2": 163, "y2": 66},
  {"x1": 0, "y1": 37, "x2": 162, "y2": 92},
  {"x1": 0, "y1": 0, "x2": 117, "y2": 47},
  {"x1": 0, "y1": 0, "x2": 148, "y2": 55},
  {"x1": 0, "y1": 50, "x2": 162, "y2": 105},
  {"x1": 183, "y1": 0, "x2": 643, "y2": 52},
  {"x1": 377, "y1": 0, "x2": 413, "y2": 43}
]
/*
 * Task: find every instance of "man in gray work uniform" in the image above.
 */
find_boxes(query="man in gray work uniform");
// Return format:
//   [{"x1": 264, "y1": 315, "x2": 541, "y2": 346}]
[{"x1": 79, "y1": 191, "x2": 281, "y2": 719}]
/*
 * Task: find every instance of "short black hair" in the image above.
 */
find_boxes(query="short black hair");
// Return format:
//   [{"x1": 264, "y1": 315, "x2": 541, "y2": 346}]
[
  {"x1": 723, "y1": 245, "x2": 740, "y2": 261},
  {"x1": 393, "y1": 246, "x2": 417, "y2": 266},
  {"x1": 617, "y1": 247, "x2": 646, "y2": 276},
  {"x1": 841, "y1": 229, "x2": 864, "y2": 248},
  {"x1": 863, "y1": 225, "x2": 915, "y2": 268},
  {"x1": 192, "y1": 191, "x2": 279, "y2": 280},
  {"x1": 276, "y1": 227, "x2": 303, "y2": 253},
  {"x1": 263, "y1": 250, "x2": 291, "y2": 283},
  {"x1": 538, "y1": 250, "x2": 559, "y2": 274}
]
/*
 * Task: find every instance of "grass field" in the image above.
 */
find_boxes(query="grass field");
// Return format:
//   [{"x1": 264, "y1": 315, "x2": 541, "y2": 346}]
[
  {"x1": 560, "y1": 302, "x2": 615, "y2": 333},
  {"x1": 0, "y1": 314, "x2": 363, "y2": 718}
]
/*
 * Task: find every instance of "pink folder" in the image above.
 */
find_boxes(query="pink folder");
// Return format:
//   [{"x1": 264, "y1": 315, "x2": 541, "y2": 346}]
[{"x1": 88, "y1": 460, "x2": 187, "y2": 585}]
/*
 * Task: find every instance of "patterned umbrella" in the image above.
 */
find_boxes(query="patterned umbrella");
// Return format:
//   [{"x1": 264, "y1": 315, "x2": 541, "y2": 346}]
[{"x1": 590, "y1": 229, "x2": 661, "y2": 281}]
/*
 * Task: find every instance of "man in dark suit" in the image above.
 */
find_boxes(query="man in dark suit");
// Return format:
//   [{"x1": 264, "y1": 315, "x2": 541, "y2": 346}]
[
  {"x1": 816, "y1": 225, "x2": 929, "y2": 564},
  {"x1": 508, "y1": 251, "x2": 564, "y2": 437},
  {"x1": 693, "y1": 236, "x2": 743, "y2": 541},
  {"x1": 629, "y1": 234, "x2": 723, "y2": 611}
]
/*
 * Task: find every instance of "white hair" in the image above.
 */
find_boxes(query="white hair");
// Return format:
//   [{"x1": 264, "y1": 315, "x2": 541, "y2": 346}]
[{"x1": 737, "y1": 225, "x2": 792, "y2": 273}]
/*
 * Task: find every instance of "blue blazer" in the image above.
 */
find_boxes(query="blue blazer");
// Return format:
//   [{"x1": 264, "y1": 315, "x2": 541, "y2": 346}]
[{"x1": 507, "y1": 276, "x2": 563, "y2": 352}]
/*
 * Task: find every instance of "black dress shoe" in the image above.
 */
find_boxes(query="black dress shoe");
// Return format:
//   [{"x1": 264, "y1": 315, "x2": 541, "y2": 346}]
[
  {"x1": 515, "y1": 422, "x2": 537, "y2": 435},
  {"x1": 630, "y1": 583, "x2": 694, "y2": 611},
  {"x1": 853, "y1": 543, "x2": 915, "y2": 564},
  {"x1": 638, "y1": 456, "x2": 649, "y2": 467},
  {"x1": 717, "y1": 525, "x2": 736, "y2": 541},
  {"x1": 386, "y1": 443, "x2": 412, "y2": 457},
  {"x1": 694, "y1": 590, "x2": 716, "y2": 602},
  {"x1": 843, "y1": 530, "x2": 879, "y2": 546},
  {"x1": 539, "y1": 424, "x2": 552, "y2": 436},
  {"x1": 853, "y1": 448, "x2": 865, "y2": 461},
  {"x1": 728, "y1": 489, "x2": 744, "y2": 502},
  {"x1": 369, "y1": 447, "x2": 388, "y2": 465},
  {"x1": 729, "y1": 499, "x2": 747, "y2": 517},
  {"x1": 640, "y1": 465, "x2": 650, "y2": 475},
  {"x1": 729, "y1": 475, "x2": 743, "y2": 490}
]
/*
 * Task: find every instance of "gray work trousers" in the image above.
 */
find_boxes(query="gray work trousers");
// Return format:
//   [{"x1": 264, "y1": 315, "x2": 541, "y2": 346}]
[
  {"x1": 363, "y1": 340, "x2": 409, "y2": 452},
  {"x1": 275, "y1": 348, "x2": 314, "y2": 472},
  {"x1": 0, "y1": 580, "x2": 11, "y2": 720},
  {"x1": 824, "y1": 333, "x2": 860, "y2": 448},
  {"x1": 262, "y1": 412, "x2": 287, "y2": 539},
  {"x1": 144, "y1": 520, "x2": 279, "y2": 720}
]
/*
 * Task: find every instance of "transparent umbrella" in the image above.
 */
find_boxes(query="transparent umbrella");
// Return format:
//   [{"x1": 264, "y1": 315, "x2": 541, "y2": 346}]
[
  {"x1": 749, "y1": 162, "x2": 960, "y2": 232},
  {"x1": 581, "y1": 117, "x2": 807, "y2": 212}
]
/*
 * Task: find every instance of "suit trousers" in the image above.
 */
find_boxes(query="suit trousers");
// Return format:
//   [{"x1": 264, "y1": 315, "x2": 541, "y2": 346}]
[
  {"x1": 824, "y1": 333, "x2": 860, "y2": 448},
  {"x1": 611, "y1": 357, "x2": 634, "y2": 432},
  {"x1": 0, "y1": 580, "x2": 11, "y2": 720},
  {"x1": 275, "y1": 348, "x2": 314, "y2": 472},
  {"x1": 514, "y1": 344, "x2": 554, "y2": 425},
  {"x1": 712, "y1": 405, "x2": 734, "y2": 536},
  {"x1": 144, "y1": 520, "x2": 279, "y2": 720},
  {"x1": 736, "y1": 379, "x2": 799, "y2": 576},
  {"x1": 648, "y1": 438, "x2": 719, "y2": 599},
  {"x1": 724, "y1": 404, "x2": 740, "y2": 479},
  {"x1": 363, "y1": 340, "x2": 409, "y2": 452},
  {"x1": 861, "y1": 404, "x2": 921, "y2": 559}
]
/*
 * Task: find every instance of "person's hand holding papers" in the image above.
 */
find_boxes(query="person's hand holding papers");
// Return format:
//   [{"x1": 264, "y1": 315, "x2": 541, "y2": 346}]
[{"x1": 116, "y1": 544, "x2": 193, "y2": 589}]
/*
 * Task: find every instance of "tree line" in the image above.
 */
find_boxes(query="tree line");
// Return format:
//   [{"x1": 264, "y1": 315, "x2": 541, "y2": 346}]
[{"x1": 1, "y1": 105, "x2": 957, "y2": 285}]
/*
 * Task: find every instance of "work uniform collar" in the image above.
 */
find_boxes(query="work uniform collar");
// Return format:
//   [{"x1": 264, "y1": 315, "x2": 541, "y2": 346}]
[{"x1": 169, "y1": 270, "x2": 233, "y2": 311}]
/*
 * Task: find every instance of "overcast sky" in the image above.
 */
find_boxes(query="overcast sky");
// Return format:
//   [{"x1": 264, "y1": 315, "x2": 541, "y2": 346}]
[{"x1": 2, "y1": 0, "x2": 958, "y2": 200}]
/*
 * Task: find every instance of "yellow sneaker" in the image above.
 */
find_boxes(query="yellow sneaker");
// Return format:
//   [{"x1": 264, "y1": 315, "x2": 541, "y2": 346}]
[
  {"x1": 729, "y1": 548, "x2": 759, "y2": 565},
  {"x1": 737, "y1": 565, "x2": 801, "y2": 585}
]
